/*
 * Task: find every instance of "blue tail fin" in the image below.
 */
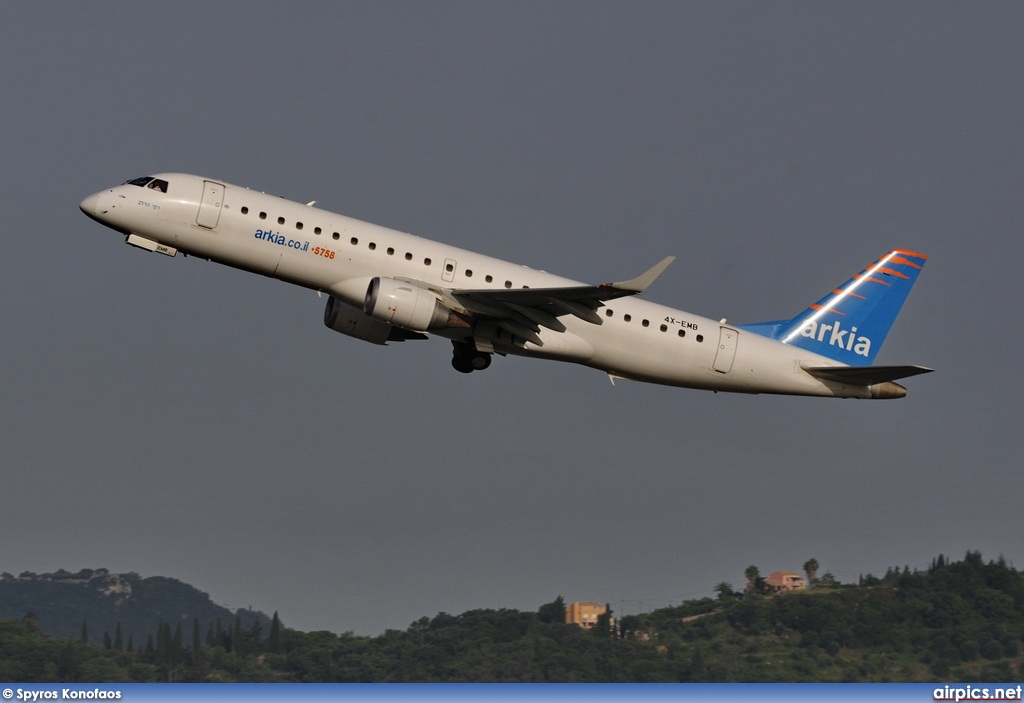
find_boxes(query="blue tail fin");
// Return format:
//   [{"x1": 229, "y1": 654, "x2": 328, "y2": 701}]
[{"x1": 737, "y1": 249, "x2": 928, "y2": 365}]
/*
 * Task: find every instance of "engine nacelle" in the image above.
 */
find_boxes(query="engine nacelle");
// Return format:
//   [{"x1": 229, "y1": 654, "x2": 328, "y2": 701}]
[
  {"x1": 323, "y1": 295, "x2": 399, "y2": 345},
  {"x1": 363, "y1": 277, "x2": 467, "y2": 331}
]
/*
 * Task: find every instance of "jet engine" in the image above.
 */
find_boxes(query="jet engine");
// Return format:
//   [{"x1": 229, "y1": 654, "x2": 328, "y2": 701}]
[
  {"x1": 323, "y1": 295, "x2": 422, "y2": 345},
  {"x1": 363, "y1": 277, "x2": 468, "y2": 331}
]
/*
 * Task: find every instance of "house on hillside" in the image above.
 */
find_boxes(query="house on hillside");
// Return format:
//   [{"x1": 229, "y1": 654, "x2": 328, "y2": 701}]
[
  {"x1": 765, "y1": 571, "x2": 807, "y2": 592},
  {"x1": 565, "y1": 601, "x2": 614, "y2": 629}
]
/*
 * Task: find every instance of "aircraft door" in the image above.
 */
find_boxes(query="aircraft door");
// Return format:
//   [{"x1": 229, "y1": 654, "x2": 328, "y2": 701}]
[
  {"x1": 713, "y1": 326, "x2": 738, "y2": 374},
  {"x1": 442, "y1": 258, "x2": 457, "y2": 283},
  {"x1": 196, "y1": 180, "x2": 225, "y2": 229}
]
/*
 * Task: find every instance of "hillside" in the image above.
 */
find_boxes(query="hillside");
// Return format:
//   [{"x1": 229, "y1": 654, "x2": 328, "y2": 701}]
[
  {"x1": 1, "y1": 552, "x2": 1022, "y2": 682},
  {"x1": 0, "y1": 568, "x2": 272, "y2": 649}
]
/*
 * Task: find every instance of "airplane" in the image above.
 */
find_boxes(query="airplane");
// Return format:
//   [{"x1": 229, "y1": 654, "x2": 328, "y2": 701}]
[{"x1": 80, "y1": 173, "x2": 932, "y2": 399}]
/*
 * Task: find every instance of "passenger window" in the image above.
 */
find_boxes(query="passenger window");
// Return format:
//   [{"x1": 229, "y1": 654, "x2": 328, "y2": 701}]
[
  {"x1": 642, "y1": 319, "x2": 650, "y2": 328},
  {"x1": 696, "y1": 334, "x2": 704, "y2": 343},
  {"x1": 241, "y1": 206, "x2": 249, "y2": 215},
  {"x1": 504, "y1": 281, "x2": 512, "y2": 288},
  {"x1": 677, "y1": 330, "x2": 686, "y2": 338},
  {"x1": 332, "y1": 232, "x2": 340, "y2": 240},
  {"x1": 259, "y1": 212, "x2": 267, "y2": 220},
  {"x1": 465, "y1": 269, "x2": 473, "y2": 277},
  {"x1": 445, "y1": 263, "x2": 454, "y2": 272},
  {"x1": 369, "y1": 242, "x2": 376, "y2": 250},
  {"x1": 624, "y1": 314, "x2": 632, "y2": 322},
  {"x1": 296, "y1": 222, "x2": 304, "y2": 230},
  {"x1": 424, "y1": 258, "x2": 432, "y2": 266},
  {"x1": 660, "y1": 324, "x2": 668, "y2": 332},
  {"x1": 277, "y1": 217, "x2": 285, "y2": 225},
  {"x1": 315, "y1": 226, "x2": 322, "y2": 235},
  {"x1": 485, "y1": 275, "x2": 493, "y2": 283},
  {"x1": 387, "y1": 247, "x2": 394, "y2": 255},
  {"x1": 605, "y1": 309, "x2": 613, "y2": 317},
  {"x1": 350, "y1": 237, "x2": 358, "y2": 245},
  {"x1": 405, "y1": 253, "x2": 412, "y2": 260}
]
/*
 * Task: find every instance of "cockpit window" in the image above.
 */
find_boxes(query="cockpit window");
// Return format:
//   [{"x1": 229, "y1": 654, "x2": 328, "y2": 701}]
[{"x1": 124, "y1": 176, "x2": 169, "y2": 193}]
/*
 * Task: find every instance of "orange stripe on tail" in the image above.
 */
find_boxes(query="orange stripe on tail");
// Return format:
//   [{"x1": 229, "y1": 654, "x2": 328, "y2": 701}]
[{"x1": 878, "y1": 266, "x2": 911, "y2": 280}]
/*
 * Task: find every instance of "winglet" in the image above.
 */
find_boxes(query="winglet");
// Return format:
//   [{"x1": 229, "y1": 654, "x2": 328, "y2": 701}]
[{"x1": 608, "y1": 256, "x2": 675, "y2": 293}]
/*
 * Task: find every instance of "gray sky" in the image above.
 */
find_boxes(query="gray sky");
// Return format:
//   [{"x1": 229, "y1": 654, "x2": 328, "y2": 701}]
[{"x1": 2, "y1": 1, "x2": 1021, "y2": 635}]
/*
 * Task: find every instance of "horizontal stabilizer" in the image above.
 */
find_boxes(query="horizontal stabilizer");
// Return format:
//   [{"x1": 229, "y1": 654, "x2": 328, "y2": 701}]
[{"x1": 802, "y1": 364, "x2": 933, "y2": 386}]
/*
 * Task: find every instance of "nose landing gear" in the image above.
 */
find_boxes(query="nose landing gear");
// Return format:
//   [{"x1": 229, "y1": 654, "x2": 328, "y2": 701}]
[{"x1": 451, "y1": 341, "x2": 492, "y2": 374}]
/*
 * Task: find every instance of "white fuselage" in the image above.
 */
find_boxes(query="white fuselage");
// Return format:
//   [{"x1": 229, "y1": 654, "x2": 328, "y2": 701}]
[{"x1": 80, "y1": 173, "x2": 875, "y2": 398}]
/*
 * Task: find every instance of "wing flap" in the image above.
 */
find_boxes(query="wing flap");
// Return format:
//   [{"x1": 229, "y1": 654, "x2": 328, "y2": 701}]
[{"x1": 506, "y1": 301, "x2": 567, "y2": 333}]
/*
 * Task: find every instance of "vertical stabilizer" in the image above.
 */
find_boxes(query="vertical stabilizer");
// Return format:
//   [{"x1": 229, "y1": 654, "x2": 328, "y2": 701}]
[{"x1": 738, "y1": 249, "x2": 927, "y2": 365}]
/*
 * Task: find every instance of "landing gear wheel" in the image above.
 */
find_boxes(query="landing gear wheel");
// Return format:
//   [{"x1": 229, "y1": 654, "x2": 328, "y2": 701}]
[
  {"x1": 452, "y1": 342, "x2": 492, "y2": 374},
  {"x1": 452, "y1": 355, "x2": 474, "y2": 373}
]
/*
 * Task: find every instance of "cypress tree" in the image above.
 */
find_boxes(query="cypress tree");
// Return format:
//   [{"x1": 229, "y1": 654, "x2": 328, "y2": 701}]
[
  {"x1": 156, "y1": 619, "x2": 170, "y2": 664},
  {"x1": 173, "y1": 622, "x2": 183, "y2": 665},
  {"x1": 268, "y1": 611, "x2": 282, "y2": 654},
  {"x1": 233, "y1": 615, "x2": 243, "y2": 656}
]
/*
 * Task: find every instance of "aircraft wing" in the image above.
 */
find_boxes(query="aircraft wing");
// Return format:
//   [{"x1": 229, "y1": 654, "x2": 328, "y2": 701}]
[
  {"x1": 802, "y1": 364, "x2": 934, "y2": 386},
  {"x1": 448, "y1": 257, "x2": 674, "y2": 335},
  {"x1": 395, "y1": 256, "x2": 674, "y2": 347}
]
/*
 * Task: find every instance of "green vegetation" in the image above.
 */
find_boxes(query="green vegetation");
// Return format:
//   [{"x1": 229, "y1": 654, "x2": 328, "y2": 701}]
[
  {"x1": 1, "y1": 552, "x2": 1022, "y2": 682},
  {"x1": 0, "y1": 569, "x2": 269, "y2": 648}
]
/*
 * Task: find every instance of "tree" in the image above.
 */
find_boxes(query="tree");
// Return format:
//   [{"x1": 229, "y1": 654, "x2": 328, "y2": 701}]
[
  {"x1": 714, "y1": 582, "x2": 735, "y2": 601},
  {"x1": 173, "y1": 622, "x2": 183, "y2": 665},
  {"x1": 232, "y1": 616, "x2": 243, "y2": 656},
  {"x1": 593, "y1": 603, "x2": 613, "y2": 637},
  {"x1": 268, "y1": 611, "x2": 282, "y2": 654},
  {"x1": 56, "y1": 642, "x2": 80, "y2": 682},
  {"x1": 803, "y1": 558, "x2": 820, "y2": 586},
  {"x1": 744, "y1": 566, "x2": 761, "y2": 593},
  {"x1": 247, "y1": 618, "x2": 263, "y2": 651},
  {"x1": 537, "y1": 596, "x2": 566, "y2": 624},
  {"x1": 816, "y1": 571, "x2": 840, "y2": 589},
  {"x1": 156, "y1": 620, "x2": 170, "y2": 664},
  {"x1": 192, "y1": 618, "x2": 201, "y2": 653},
  {"x1": 618, "y1": 614, "x2": 642, "y2": 640}
]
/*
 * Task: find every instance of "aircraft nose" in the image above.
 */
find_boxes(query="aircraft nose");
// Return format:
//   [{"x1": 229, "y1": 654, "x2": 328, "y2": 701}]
[{"x1": 79, "y1": 193, "x2": 100, "y2": 216}]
